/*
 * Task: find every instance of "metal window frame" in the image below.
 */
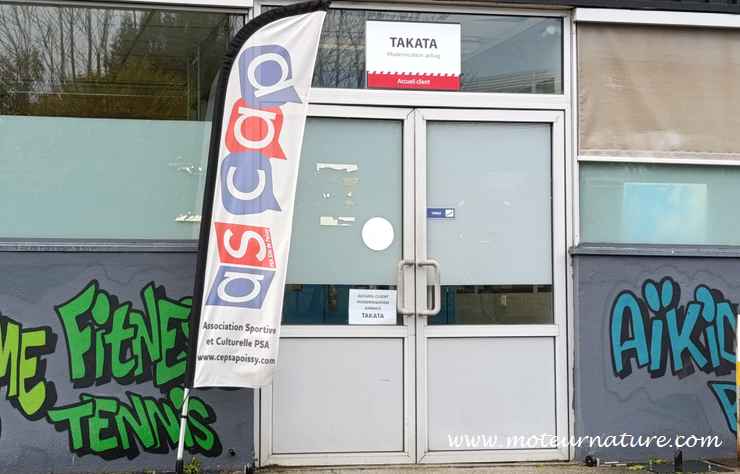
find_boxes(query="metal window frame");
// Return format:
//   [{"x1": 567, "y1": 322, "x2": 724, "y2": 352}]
[
  {"x1": 506, "y1": 0, "x2": 740, "y2": 15},
  {"x1": 3, "y1": 0, "x2": 571, "y2": 251},
  {"x1": 252, "y1": 5, "x2": 574, "y2": 465},
  {"x1": 2, "y1": 0, "x2": 252, "y2": 11},
  {"x1": 256, "y1": 0, "x2": 572, "y2": 111},
  {"x1": 258, "y1": 104, "x2": 418, "y2": 468},
  {"x1": 0, "y1": 0, "x2": 251, "y2": 252},
  {"x1": 575, "y1": 7, "x2": 740, "y2": 28},
  {"x1": 572, "y1": 7, "x2": 740, "y2": 251},
  {"x1": 412, "y1": 108, "x2": 569, "y2": 464},
  {"x1": 4, "y1": 1, "x2": 577, "y2": 467}
]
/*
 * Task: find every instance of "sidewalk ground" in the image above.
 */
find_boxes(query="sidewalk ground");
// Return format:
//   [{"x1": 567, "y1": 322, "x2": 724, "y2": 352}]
[
  {"x1": 257, "y1": 463, "x2": 635, "y2": 473},
  {"x1": 256, "y1": 460, "x2": 740, "y2": 473}
]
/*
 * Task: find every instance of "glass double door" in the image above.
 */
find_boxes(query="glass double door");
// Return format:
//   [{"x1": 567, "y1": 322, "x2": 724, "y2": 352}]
[{"x1": 259, "y1": 105, "x2": 568, "y2": 466}]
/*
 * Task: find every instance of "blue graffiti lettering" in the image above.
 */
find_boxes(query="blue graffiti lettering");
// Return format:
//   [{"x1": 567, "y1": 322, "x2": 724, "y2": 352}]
[
  {"x1": 610, "y1": 277, "x2": 736, "y2": 379},
  {"x1": 707, "y1": 382, "x2": 737, "y2": 433}
]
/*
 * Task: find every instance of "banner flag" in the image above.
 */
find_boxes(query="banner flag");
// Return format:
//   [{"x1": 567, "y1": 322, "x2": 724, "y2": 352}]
[{"x1": 188, "y1": 1, "x2": 329, "y2": 388}]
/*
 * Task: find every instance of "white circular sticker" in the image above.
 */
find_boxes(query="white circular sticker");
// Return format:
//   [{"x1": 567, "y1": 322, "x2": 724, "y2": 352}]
[{"x1": 362, "y1": 217, "x2": 394, "y2": 251}]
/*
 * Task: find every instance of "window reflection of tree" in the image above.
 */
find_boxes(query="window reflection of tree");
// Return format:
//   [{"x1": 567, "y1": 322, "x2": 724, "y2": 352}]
[{"x1": 0, "y1": 4, "x2": 241, "y2": 120}]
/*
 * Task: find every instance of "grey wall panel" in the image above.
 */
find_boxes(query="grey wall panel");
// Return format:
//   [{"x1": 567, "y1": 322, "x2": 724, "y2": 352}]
[
  {"x1": 0, "y1": 252, "x2": 253, "y2": 473},
  {"x1": 427, "y1": 337, "x2": 557, "y2": 451},
  {"x1": 574, "y1": 254, "x2": 737, "y2": 461},
  {"x1": 273, "y1": 338, "x2": 404, "y2": 453}
]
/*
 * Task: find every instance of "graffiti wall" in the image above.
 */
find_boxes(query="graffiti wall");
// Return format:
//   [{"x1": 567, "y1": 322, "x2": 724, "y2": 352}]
[
  {"x1": 0, "y1": 252, "x2": 253, "y2": 473},
  {"x1": 574, "y1": 252, "x2": 737, "y2": 461}
]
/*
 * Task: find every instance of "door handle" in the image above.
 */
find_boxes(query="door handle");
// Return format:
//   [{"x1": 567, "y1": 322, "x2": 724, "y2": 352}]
[
  {"x1": 397, "y1": 259, "x2": 416, "y2": 315},
  {"x1": 417, "y1": 259, "x2": 441, "y2": 316}
]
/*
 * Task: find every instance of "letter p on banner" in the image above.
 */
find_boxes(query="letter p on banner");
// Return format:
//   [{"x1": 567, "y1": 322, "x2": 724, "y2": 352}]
[{"x1": 187, "y1": 1, "x2": 330, "y2": 389}]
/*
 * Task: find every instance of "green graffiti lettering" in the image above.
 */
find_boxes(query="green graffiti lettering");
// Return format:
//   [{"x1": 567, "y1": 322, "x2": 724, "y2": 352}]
[
  {"x1": 156, "y1": 298, "x2": 190, "y2": 387},
  {"x1": 105, "y1": 304, "x2": 135, "y2": 379},
  {"x1": 144, "y1": 395, "x2": 180, "y2": 448},
  {"x1": 47, "y1": 399, "x2": 94, "y2": 450},
  {"x1": 55, "y1": 282, "x2": 96, "y2": 382},
  {"x1": 134, "y1": 284, "x2": 162, "y2": 378},
  {"x1": 0, "y1": 315, "x2": 56, "y2": 420},
  {"x1": 115, "y1": 392, "x2": 157, "y2": 451},
  {"x1": 81, "y1": 394, "x2": 119, "y2": 454},
  {"x1": 18, "y1": 328, "x2": 50, "y2": 416},
  {"x1": 47, "y1": 389, "x2": 221, "y2": 459},
  {"x1": 0, "y1": 280, "x2": 223, "y2": 461},
  {"x1": 170, "y1": 387, "x2": 217, "y2": 453},
  {"x1": 0, "y1": 317, "x2": 21, "y2": 398},
  {"x1": 56, "y1": 280, "x2": 190, "y2": 389}
]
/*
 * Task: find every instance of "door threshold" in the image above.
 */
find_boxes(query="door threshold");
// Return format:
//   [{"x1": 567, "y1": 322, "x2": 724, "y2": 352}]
[{"x1": 258, "y1": 461, "x2": 621, "y2": 473}]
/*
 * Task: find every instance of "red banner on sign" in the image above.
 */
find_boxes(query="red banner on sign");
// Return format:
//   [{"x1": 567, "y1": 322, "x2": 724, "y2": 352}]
[{"x1": 367, "y1": 72, "x2": 459, "y2": 91}]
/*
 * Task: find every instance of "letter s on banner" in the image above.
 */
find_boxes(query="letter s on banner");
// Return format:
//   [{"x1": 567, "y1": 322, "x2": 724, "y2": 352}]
[{"x1": 187, "y1": 1, "x2": 330, "y2": 389}]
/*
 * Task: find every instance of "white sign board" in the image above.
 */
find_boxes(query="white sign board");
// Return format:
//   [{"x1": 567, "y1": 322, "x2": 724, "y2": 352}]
[
  {"x1": 349, "y1": 289, "x2": 398, "y2": 325},
  {"x1": 365, "y1": 20, "x2": 461, "y2": 91}
]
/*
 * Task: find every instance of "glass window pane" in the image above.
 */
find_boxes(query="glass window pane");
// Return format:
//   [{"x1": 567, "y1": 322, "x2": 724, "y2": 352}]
[
  {"x1": 580, "y1": 163, "x2": 740, "y2": 245},
  {"x1": 435, "y1": 285, "x2": 553, "y2": 325},
  {"x1": 283, "y1": 117, "x2": 403, "y2": 325},
  {"x1": 578, "y1": 24, "x2": 740, "y2": 160},
  {"x1": 0, "y1": 116, "x2": 210, "y2": 239},
  {"x1": 312, "y1": 9, "x2": 562, "y2": 93},
  {"x1": 0, "y1": 3, "x2": 244, "y2": 239},
  {"x1": 427, "y1": 122, "x2": 553, "y2": 325}
]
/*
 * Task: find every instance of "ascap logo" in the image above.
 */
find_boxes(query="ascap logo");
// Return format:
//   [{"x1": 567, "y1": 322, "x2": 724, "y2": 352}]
[{"x1": 208, "y1": 43, "x2": 301, "y2": 310}]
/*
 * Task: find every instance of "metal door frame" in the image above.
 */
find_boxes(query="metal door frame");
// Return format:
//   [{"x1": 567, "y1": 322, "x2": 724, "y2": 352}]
[
  {"x1": 413, "y1": 108, "x2": 569, "y2": 464},
  {"x1": 258, "y1": 104, "x2": 418, "y2": 467},
  {"x1": 257, "y1": 106, "x2": 570, "y2": 466}
]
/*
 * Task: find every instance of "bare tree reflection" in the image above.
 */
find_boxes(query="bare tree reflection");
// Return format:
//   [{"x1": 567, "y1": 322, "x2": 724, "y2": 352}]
[{"x1": 0, "y1": 4, "x2": 241, "y2": 119}]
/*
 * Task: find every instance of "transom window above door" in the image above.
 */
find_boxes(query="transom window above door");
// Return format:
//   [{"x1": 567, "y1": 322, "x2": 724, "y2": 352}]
[{"x1": 262, "y1": 5, "x2": 564, "y2": 94}]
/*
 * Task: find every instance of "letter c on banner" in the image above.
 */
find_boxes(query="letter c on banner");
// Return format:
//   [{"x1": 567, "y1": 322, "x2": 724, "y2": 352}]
[
  {"x1": 220, "y1": 152, "x2": 281, "y2": 215},
  {"x1": 226, "y1": 166, "x2": 266, "y2": 201}
]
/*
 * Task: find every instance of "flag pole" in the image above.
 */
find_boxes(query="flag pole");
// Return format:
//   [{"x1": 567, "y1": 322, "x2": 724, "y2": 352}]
[
  {"x1": 175, "y1": 387, "x2": 191, "y2": 474},
  {"x1": 174, "y1": 2, "x2": 330, "y2": 472}
]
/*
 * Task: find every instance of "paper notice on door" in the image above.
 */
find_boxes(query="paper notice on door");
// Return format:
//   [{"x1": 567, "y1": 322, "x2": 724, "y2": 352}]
[{"x1": 348, "y1": 289, "x2": 397, "y2": 325}]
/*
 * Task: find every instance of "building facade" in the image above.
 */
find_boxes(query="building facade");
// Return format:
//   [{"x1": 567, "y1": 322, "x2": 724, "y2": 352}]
[{"x1": 0, "y1": 0, "x2": 737, "y2": 472}]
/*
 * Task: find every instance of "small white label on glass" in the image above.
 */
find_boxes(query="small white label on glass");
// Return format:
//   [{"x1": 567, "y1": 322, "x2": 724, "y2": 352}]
[{"x1": 349, "y1": 289, "x2": 397, "y2": 325}]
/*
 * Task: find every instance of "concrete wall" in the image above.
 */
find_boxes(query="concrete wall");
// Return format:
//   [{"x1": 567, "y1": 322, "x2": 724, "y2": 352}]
[
  {"x1": 574, "y1": 252, "x2": 737, "y2": 461},
  {"x1": 0, "y1": 251, "x2": 253, "y2": 473}
]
